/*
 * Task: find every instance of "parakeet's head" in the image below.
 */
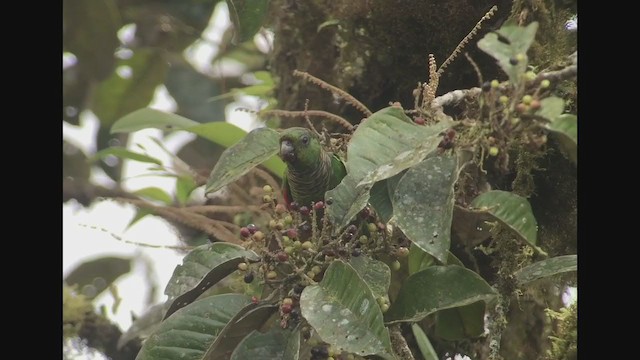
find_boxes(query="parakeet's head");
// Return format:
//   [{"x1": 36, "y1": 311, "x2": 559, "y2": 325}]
[{"x1": 279, "y1": 127, "x2": 322, "y2": 170}]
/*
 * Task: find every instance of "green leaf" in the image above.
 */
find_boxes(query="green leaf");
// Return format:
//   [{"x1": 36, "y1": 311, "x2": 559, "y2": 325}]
[
  {"x1": 204, "y1": 127, "x2": 281, "y2": 195},
  {"x1": 92, "y1": 49, "x2": 168, "y2": 126},
  {"x1": 326, "y1": 106, "x2": 453, "y2": 231},
  {"x1": 477, "y1": 21, "x2": 539, "y2": 87},
  {"x1": 126, "y1": 208, "x2": 153, "y2": 229},
  {"x1": 63, "y1": 0, "x2": 120, "y2": 80},
  {"x1": 133, "y1": 187, "x2": 173, "y2": 205},
  {"x1": 112, "y1": 108, "x2": 199, "y2": 133},
  {"x1": 164, "y1": 243, "x2": 260, "y2": 320},
  {"x1": 514, "y1": 255, "x2": 577, "y2": 285},
  {"x1": 349, "y1": 256, "x2": 391, "y2": 301},
  {"x1": 226, "y1": 0, "x2": 270, "y2": 43},
  {"x1": 118, "y1": 302, "x2": 168, "y2": 350},
  {"x1": 411, "y1": 324, "x2": 439, "y2": 360},
  {"x1": 452, "y1": 205, "x2": 493, "y2": 247},
  {"x1": 176, "y1": 176, "x2": 198, "y2": 206},
  {"x1": 408, "y1": 243, "x2": 436, "y2": 275},
  {"x1": 203, "y1": 302, "x2": 279, "y2": 360},
  {"x1": 385, "y1": 265, "x2": 497, "y2": 323},
  {"x1": 392, "y1": 155, "x2": 459, "y2": 264},
  {"x1": 369, "y1": 179, "x2": 394, "y2": 223},
  {"x1": 186, "y1": 122, "x2": 286, "y2": 177},
  {"x1": 470, "y1": 190, "x2": 547, "y2": 256},
  {"x1": 546, "y1": 114, "x2": 577, "y2": 164},
  {"x1": 535, "y1": 97, "x2": 565, "y2": 121},
  {"x1": 136, "y1": 294, "x2": 251, "y2": 360},
  {"x1": 64, "y1": 256, "x2": 132, "y2": 300},
  {"x1": 91, "y1": 147, "x2": 162, "y2": 165},
  {"x1": 435, "y1": 301, "x2": 486, "y2": 340},
  {"x1": 229, "y1": 328, "x2": 300, "y2": 360},
  {"x1": 300, "y1": 260, "x2": 395, "y2": 359}
]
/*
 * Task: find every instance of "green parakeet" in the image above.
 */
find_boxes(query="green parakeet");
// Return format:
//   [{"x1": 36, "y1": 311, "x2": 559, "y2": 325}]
[{"x1": 278, "y1": 127, "x2": 346, "y2": 209}]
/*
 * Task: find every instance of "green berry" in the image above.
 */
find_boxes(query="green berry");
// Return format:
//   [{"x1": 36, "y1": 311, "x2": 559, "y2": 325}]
[
  {"x1": 284, "y1": 246, "x2": 294, "y2": 254},
  {"x1": 490, "y1": 79, "x2": 500, "y2": 88},
  {"x1": 311, "y1": 265, "x2": 322, "y2": 274},
  {"x1": 488, "y1": 147, "x2": 499, "y2": 156},
  {"x1": 262, "y1": 184, "x2": 273, "y2": 193},
  {"x1": 359, "y1": 235, "x2": 369, "y2": 244},
  {"x1": 522, "y1": 95, "x2": 533, "y2": 105},
  {"x1": 397, "y1": 247, "x2": 409, "y2": 257},
  {"x1": 381, "y1": 303, "x2": 390, "y2": 312},
  {"x1": 253, "y1": 231, "x2": 265, "y2": 241},
  {"x1": 269, "y1": 219, "x2": 278, "y2": 229},
  {"x1": 525, "y1": 71, "x2": 536, "y2": 81},
  {"x1": 499, "y1": 95, "x2": 509, "y2": 104},
  {"x1": 391, "y1": 260, "x2": 401, "y2": 271},
  {"x1": 516, "y1": 53, "x2": 526, "y2": 62},
  {"x1": 263, "y1": 194, "x2": 272, "y2": 203},
  {"x1": 237, "y1": 262, "x2": 248, "y2": 271},
  {"x1": 282, "y1": 235, "x2": 291, "y2": 245},
  {"x1": 266, "y1": 271, "x2": 278, "y2": 280},
  {"x1": 540, "y1": 79, "x2": 551, "y2": 88},
  {"x1": 301, "y1": 241, "x2": 313, "y2": 250},
  {"x1": 293, "y1": 240, "x2": 302, "y2": 249},
  {"x1": 282, "y1": 297, "x2": 293, "y2": 305}
]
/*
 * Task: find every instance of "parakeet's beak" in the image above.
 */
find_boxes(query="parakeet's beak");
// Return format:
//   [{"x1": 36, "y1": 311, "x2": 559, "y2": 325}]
[{"x1": 280, "y1": 140, "x2": 296, "y2": 163}]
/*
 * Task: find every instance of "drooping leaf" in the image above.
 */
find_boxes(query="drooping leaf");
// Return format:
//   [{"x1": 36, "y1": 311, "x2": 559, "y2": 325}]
[
  {"x1": 118, "y1": 302, "x2": 168, "y2": 350},
  {"x1": 546, "y1": 114, "x2": 577, "y2": 164},
  {"x1": 470, "y1": 190, "x2": 547, "y2": 256},
  {"x1": 385, "y1": 265, "x2": 497, "y2": 323},
  {"x1": 369, "y1": 179, "x2": 394, "y2": 223},
  {"x1": 392, "y1": 155, "x2": 459, "y2": 264},
  {"x1": 225, "y1": 0, "x2": 270, "y2": 43},
  {"x1": 133, "y1": 187, "x2": 173, "y2": 205},
  {"x1": 477, "y1": 21, "x2": 539, "y2": 87},
  {"x1": 63, "y1": 0, "x2": 120, "y2": 80},
  {"x1": 300, "y1": 260, "x2": 395, "y2": 359},
  {"x1": 535, "y1": 97, "x2": 565, "y2": 121},
  {"x1": 92, "y1": 49, "x2": 168, "y2": 126},
  {"x1": 64, "y1": 256, "x2": 132, "y2": 300},
  {"x1": 326, "y1": 106, "x2": 453, "y2": 231},
  {"x1": 112, "y1": 108, "x2": 199, "y2": 133},
  {"x1": 514, "y1": 255, "x2": 577, "y2": 285},
  {"x1": 349, "y1": 256, "x2": 391, "y2": 301},
  {"x1": 164, "y1": 243, "x2": 260, "y2": 320},
  {"x1": 435, "y1": 301, "x2": 486, "y2": 340},
  {"x1": 411, "y1": 324, "x2": 439, "y2": 360},
  {"x1": 229, "y1": 327, "x2": 300, "y2": 360},
  {"x1": 135, "y1": 294, "x2": 251, "y2": 360},
  {"x1": 184, "y1": 122, "x2": 286, "y2": 178},
  {"x1": 90, "y1": 147, "x2": 162, "y2": 166},
  {"x1": 204, "y1": 127, "x2": 281, "y2": 195},
  {"x1": 203, "y1": 302, "x2": 279, "y2": 360}
]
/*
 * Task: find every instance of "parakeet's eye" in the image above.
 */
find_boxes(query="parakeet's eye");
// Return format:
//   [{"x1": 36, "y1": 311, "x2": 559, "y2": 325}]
[{"x1": 301, "y1": 135, "x2": 309, "y2": 145}]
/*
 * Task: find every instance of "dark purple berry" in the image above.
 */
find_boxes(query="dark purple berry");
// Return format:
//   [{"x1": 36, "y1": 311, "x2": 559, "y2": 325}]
[
  {"x1": 326, "y1": 198, "x2": 333, "y2": 205},
  {"x1": 352, "y1": 248, "x2": 362, "y2": 257},
  {"x1": 299, "y1": 206, "x2": 310, "y2": 216},
  {"x1": 347, "y1": 224, "x2": 358, "y2": 234},
  {"x1": 246, "y1": 224, "x2": 258, "y2": 234},
  {"x1": 243, "y1": 272, "x2": 254, "y2": 283},
  {"x1": 509, "y1": 57, "x2": 519, "y2": 65},
  {"x1": 289, "y1": 202, "x2": 299, "y2": 211},
  {"x1": 293, "y1": 283, "x2": 305, "y2": 294},
  {"x1": 240, "y1": 227, "x2": 251, "y2": 238},
  {"x1": 481, "y1": 81, "x2": 492, "y2": 92}
]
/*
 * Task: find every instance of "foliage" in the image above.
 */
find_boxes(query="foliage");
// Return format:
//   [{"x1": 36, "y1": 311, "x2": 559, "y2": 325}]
[{"x1": 63, "y1": 1, "x2": 577, "y2": 359}]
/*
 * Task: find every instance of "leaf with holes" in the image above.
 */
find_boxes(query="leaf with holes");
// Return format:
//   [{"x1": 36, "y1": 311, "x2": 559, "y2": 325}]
[
  {"x1": 229, "y1": 327, "x2": 300, "y2": 360},
  {"x1": 300, "y1": 260, "x2": 395, "y2": 359},
  {"x1": 135, "y1": 294, "x2": 251, "y2": 360},
  {"x1": 470, "y1": 190, "x2": 547, "y2": 256},
  {"x1": 163, "y1": 243, "x2": 259, "y2": 320},
  {"x1": 205, "y1": 127, "x2": 281, "y2": 195},
  {"x1": 385, "y1": 265, "x2": 497, "y2": 323},
  {"x1": 515, "y1": 255, "x2": 577, "y2": 285},
  {"x1": 392, "y1": 155, "x2": 459, "y2": 264}
]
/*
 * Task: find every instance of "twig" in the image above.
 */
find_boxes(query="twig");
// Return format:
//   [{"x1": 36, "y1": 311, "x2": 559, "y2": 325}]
[
  {"x1": 80, "y1": 224, "x2": 194, "y2": 251},
  {"x1": 260, "y1": 109, "x2": 354, "y2": 131},
  {"x1": 186, "y1": 204, "x2": 264, "y2": 214},
  {"x1": 464, "y1": 52, "x2": 483, "y2": 86},
  {"x1": 293, "y1": 70, "x2": 372, "y2": 117},
  {"x1": 389, "y1": 324, "x2": 416, "y2": 360}
]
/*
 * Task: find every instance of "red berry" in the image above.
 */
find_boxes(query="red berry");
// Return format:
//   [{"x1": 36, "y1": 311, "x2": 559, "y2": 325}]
[
  {"x1": 275, "y1": 203, "x2": 287, "y2": 214},
  {"x1": 289, "y1": 202, "x2": 299, "y2": 211},
  {"x1": 287, "y1": 228, "x2": 298, "y2": 239},
  {"x1": 251, "y1": 296, "x2": 259, "y2": 304},
  {"x1": 240, "y1": 227, "x2": 251, "y2": 238},
  {"x1": 314, "y1": 201, "x2": 325, "y2": 210},
  {"x1": 281, "y1": 303, "x2": 293, "y2": 314},
  {"x1": 414, "y1": 117, "x2": 426, "y2": 125},
  {"x1": 299, "y1": 206, "x2": 310, "y2": 216},
  {"x1": 276, "y1": 252, "x2": 289, "y2": 262}
]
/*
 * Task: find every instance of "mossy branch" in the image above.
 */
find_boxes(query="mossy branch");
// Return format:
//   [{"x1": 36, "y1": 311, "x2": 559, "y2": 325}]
[{"x1": 293, "y1": 69, "x2": 372, "y2": 117}]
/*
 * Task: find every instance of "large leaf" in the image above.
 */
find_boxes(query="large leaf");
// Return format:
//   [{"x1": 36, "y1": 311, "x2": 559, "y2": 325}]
[
  {"x1": 226, "y1": 0, "x2": 270, "y2": 43},
  {"x1": 91, "y1": 147, "x2": 162, "y2": 165},
  {"x1": 477, "y1": 21, "x2": 539, "y2": 87},
  {"x1": 408, "y1": 243, "x2": 436, "y2": 275},
  {"x1": 229, "y1": 327, "x2": 300, "y2": 360},
  {"x1": 111, "y1": 108, "x2": 199, "y2": 133},
  {"x1": 385, "y1": 265, "x2": 497, "y2": 323},
  {"x1": 118, "y1": 302, "x2": 168, "y2": 350},
  {"x1": 514, "y1": 255, "x2": 577, "y2": 285},
  {"x1": 535, "y1": 97, "x2": 565, "y2": 121},
  {"x1": 326, "y1": 106, "x2": 453, "y2": 230},
  {"x1": 392, "y1": 155, "x2": 459, "y2": 264},
  {"x1": 64, "y1": 256, "x2": 132, "y2": 300},
  {"x1": 300, "y1": 260, "x2": 395, "y2": 359},
  {"x1": 369, "y1": 179, "x2": 394, "y2": 223},
  {"x1": 92, "y1": 49, "x2": 168, "y2": 126},
  {"x1": 204, "y1": 127, "x2": 281, "y2": 195},
  {"x1": 164, "y1": 243, "x2": 260, "y2": 320},
  {"x1": 470, "y1": 190, "x2": 547, "y2": 256},
  {"x1": 63, "y1": 0, "x2": 120, "y2": 80},
  {"x1": 203, "y1": 302, "x2": 279, "y2": 359},
  {"x1": 435, "y1": 301, "x2": 486, "y2": 340},
  {"x1": 546, "y1": 114, "x2": 577, "y2": 164},
  {"x1": 186, "y1": 122, "x2": 286, "y2": 178},
  {"x1": 411, "y1": 324, "x2": 439, "y2": 360},
  {"x1": 135, "y1": 294, "x2": 251, "y2": 360},
  {"x1": 349, "y1": 256, "x2": 391, "y2": 301}
]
